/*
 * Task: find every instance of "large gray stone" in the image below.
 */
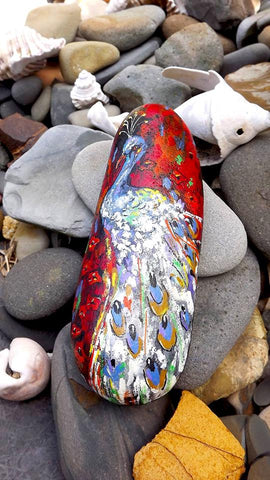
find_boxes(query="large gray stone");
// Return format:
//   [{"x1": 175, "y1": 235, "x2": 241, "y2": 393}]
[
  {"x1": 3, "y1": 125, "x2": 112, "y2": 237},
  {"x1": 51, "y1": 323, "x2": 174, "y2": 480},
  {"x1": 72, "y1": 140, "x2": 113, "y2": 212},
  {"x1": 155, "y1": 22, "x2": 224, "y2": 71},
  {"x1": 79, "y1": 6, "x2": 165, "y2": 52},
  {"x1": 199, "y1": 182, "x2": 247, "y2": 277},
  {"x1": 220, "y1": 130, "x2": 270, "y2": 259},
  {"x1": 103, "y1": 64, "x2": 191, "y2": 111},
  {"x1": 96, "y1": 37, "x2": 162, "y2": 86},
  {"x1": 177, "y1": 248, "x2": 261, "y2": 390},
  {"x1": 0, "y1": 387, "x2": 64, "y2": 480},
  {"x1": 50, "y1": 83, "x2": 76, "y2": 126},
  {"x1": 3, "y1": 247, "x2": 82, "y2": 320},
  {"x1": 236, "y1": 9, "x2": 270, "y2": 47}
]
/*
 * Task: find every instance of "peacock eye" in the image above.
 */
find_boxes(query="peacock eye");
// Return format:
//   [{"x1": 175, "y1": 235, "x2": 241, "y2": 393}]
[
  {"x1": 146, "y1": 357, "x2": 155, "y2": 370},
  {"x1": 236, "y1": 128, "x2": 244, "y2": 135},
  {"x1": 181, "y1": 305, "x2": 186, "y2": 313},
  {"x1": 129, "y1": 324, "x2": 136, "y2": 340},
  {"x1": 111, "y1": 359, "x2": 115, "y2": 368},
  {"x1": 172, "y1": 220, "x2": 178, "y2": 229},
  {"x1": 113, "y1": 300, "x2": 121, "y2": 314},
  {"x1": 162, "y1": 315, "x2": 168, "y2": 328},
  {"x1": 149, "y1": 272, "x2": 157, "y2": 288}
]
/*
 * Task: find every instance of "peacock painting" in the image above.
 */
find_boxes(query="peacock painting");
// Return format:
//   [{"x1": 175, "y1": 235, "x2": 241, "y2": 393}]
[{"x1": 71, "y1": 104, "x2": 203, "y2": 405}]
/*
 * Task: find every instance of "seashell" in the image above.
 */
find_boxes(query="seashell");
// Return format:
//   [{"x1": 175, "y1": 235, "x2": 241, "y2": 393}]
[
  {"x1": 0, "y1": 26, "x2": 66, "y2": 81},
  {"x1": 70, "y1": 70, "x2": 109, "y2": 109},
  {"x1": 106, "y1": 0, "x2": 186, "y2": 15},
  {"x1": 87, "y1": 101, "x2": 129, "y2": 136},
  {"x1": 162, "y1": 66, "x2": 270, "y2": 159},
  {"x1": 0, "y1": 338, "x2": 51, "y2": 401}
]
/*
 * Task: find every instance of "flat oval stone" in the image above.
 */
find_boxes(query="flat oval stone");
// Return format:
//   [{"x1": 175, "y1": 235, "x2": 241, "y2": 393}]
[
  {"x1": 246, "y1": 414, "x2": 270, "y2": 464},
  {"x1": 11, "y1": 76, "x2": 43, "y2": 106},
  {"x1": 248, "y1": 456, "x2": 270, "y2": 480},
  {"x1": 71, "y1": 103, "x2": 203, "y2": 405},
  {"x1": 3, "y1": 248, "x2": 82, "y2": 320}
]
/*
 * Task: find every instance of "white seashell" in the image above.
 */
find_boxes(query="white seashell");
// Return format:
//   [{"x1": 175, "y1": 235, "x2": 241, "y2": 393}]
[
  {"x1": 163, "y1": 66, "x2": 270, "y2": 159},
  {"x1": 0, "y1": 26, "x2": 66, "y2": 81},
  {"x1": 87, "y1": 101, "x2": 129, "y2": 136},
  {"x1": 0, "y1": 338, "x2": 51, "y2": 401},
  {"x1": 71, "y1": 70, "x2": 109, "y2": 109}
]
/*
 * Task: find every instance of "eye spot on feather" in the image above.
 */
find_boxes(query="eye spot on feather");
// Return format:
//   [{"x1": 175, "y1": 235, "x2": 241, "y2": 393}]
[{"x1": 236, "y1": 128, "x2": 244, "y2": 136}]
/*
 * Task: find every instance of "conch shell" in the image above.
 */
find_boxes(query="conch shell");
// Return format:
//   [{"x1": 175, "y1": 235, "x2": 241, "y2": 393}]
[
  {"x1": 0, "y1": 338, "x2": 51, "y2": 401},
  {"x1": 70, "y1": 70, "x2": 109, "y2": 109},
  {"x1": 87, "y1": 101, "x2": 129, "y2": 136},
  {"x1": 162, "y1": 66, "x2": 270, "y2": 159},
  {"x1": 0, "y1": 26, "x2": 66, "y2": 81}
]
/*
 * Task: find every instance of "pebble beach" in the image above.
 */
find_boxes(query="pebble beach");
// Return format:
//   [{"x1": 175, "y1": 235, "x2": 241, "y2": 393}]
[{"x1": 0, "y1": 0, "x2": 270, "y2": 479}]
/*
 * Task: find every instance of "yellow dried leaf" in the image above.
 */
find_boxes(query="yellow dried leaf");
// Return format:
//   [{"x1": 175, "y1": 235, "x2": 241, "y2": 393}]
[{"x1": 133, "y1": 391, "x2": 245, "y2": 480}]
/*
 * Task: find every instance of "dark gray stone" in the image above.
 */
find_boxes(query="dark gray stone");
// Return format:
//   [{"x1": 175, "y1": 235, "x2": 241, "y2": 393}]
[
  {"x1": 3, "y1": 247, "x2": 82, "y2": 320},
  {"x1": 221, "y1": 415, "x2": 247, "y2": 449},
  {"x1": 248, "y1": 456, "x2": 270, "y2": 480},
  {"x1": 220, "y1": 130, "x2": 270, "y2": 259},
  {"x1": 257, "y1": 11, "x2": 270, "y2": 30},
  {"x1": 96, "y1": 37, "x2": 162, "y2": 86},
  {"x1": 0, "y1": 387, "x2": 65, "y2": 480},
  {"x1": 236, "y1": 9, "x2": 270, "y2": 47},
  {"x1": 0, "y1": 171, "x2": 5, "y2": 193},
  {"x1": 176, "y1": 249, "x2": 260, "y2": 390},
  {"x1": 0, "y1": 99, "x2": 25, "y2": 118},
  {"x1": 3, "y1": 125, "x2": 112, "y2": 237},
  {"x1": 260, "y1": 1, "x2": 270, "y2": 12},
  {"x1": 246, "y1": 414, "x2": 270, "y2": 464},
  {"x1": 103, "y1": 64, "x2": 191, "y2": 111},
  {"x1": 253, "y1": 378, "x2": 270, "y2": 407},
  {"x1": 11, "y1": 76, "x2": 43, "y2": 106},
  {"x1": 51, "y1": 323, "x2": 174, "y2": 480},
  {"x1": 220, "y1": 43, "x2": 270, "y2": 76},
  {"x1": 50, "y1": 83, "x2": 76, "y2": 126},
  {"x1": 0, "y1": 86, "x2": 11, "y2": 103},
  {"x1": 0, "y1": 143, "x2": 9, "y2": 170},
  {"x1": 185, "y1": 0, "x2": 256, "y2": 31},
  {"x1": 155, "y1": 22, "x2": 224, "y2": 71}
]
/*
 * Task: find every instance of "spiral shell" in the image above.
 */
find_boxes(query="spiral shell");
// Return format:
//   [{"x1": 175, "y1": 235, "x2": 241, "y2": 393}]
[
  {"x1": 71, "y1": 70, "x2": 109, "y2": 110},
  {"x1": 0, "y1": 26, "x2": 66, "y2": 81}
]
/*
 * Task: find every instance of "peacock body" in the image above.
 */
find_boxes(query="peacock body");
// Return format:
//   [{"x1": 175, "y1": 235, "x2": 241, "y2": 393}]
[{"x1": 71, "y1": 104, "x2": 203, "y2": 405}]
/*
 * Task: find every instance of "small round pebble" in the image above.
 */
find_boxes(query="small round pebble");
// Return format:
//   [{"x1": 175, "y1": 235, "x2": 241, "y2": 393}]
[
  {"x1": 3, "y1": 248, "x2": 82, "y2": 320},
  {"x1": 0, "y1": 100, "x2": 25, "y2": 118},
  {"x1": 253, "y1": 377, "x2": 270, "y2": 407},
  {"x1": 11, "y1": 76, "x2": 43, "y2": 106}
]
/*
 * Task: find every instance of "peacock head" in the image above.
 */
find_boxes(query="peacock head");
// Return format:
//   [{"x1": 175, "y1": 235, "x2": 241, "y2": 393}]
[{"x1": 116, "y1": 135, "x2": 147, "y2": 169}]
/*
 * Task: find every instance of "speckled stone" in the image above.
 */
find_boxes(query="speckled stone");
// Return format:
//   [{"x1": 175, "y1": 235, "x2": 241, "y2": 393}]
[
  {"x1": 103, "y1": 64, "x2": 191, "y2": 111},
  {"x1": 155, "y1": 22, "x2": 223, "y2": 71},
  {"x1": 3, "y1": 248, "x2": 82, "y2": 320}
]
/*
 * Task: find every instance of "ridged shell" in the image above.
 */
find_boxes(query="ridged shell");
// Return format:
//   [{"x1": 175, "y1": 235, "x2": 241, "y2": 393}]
[
  {"x1": 71, "y1": 70, "x2": 109, "y2": 109},
  {"x1": 0, "y1": 26, "x2": 66, "y2": 81}
]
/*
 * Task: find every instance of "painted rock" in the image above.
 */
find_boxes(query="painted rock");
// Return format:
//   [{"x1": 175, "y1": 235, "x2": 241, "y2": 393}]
[{"x1": 71, "y1": 104, "x2": 203, "y2": 405}]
